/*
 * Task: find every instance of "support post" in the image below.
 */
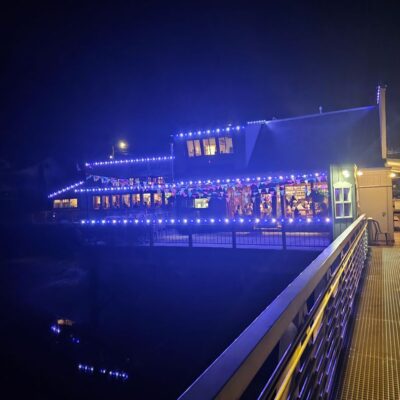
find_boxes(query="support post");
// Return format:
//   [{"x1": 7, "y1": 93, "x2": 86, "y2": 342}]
[
  {"x1": 282, "y1": 221, "x2": 287, "y2": 250},
  {"x1": 149, "y1": 225, "x2": 154, "y2": 247},
  {"x1": 188, "y1": 232, "x2": 193, "y2": 247}
]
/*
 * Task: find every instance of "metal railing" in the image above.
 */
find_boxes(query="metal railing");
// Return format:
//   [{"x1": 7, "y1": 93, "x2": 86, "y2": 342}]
[
  {"x1": 178, "y1": 214, "x2": 368, "y2": 400},
  {"x1": 79, "y1": 222, "x2": 332, "y2": 251}
]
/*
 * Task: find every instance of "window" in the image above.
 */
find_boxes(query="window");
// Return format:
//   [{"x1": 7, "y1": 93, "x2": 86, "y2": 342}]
[
  {"x1": 143, "y1": 193, "x2": 151, "y2": 208},
  {"x1": 194, "y1": 198, "x2": 209, "y2": 208},
  {"x1": 187, "y1": 140, "x2": 202, "y2": 157},
  {"x1": 122, "y1": 194, "x2": 130, "y2": 208},
  {"x1": 53, "y1": 198, "x2": 78, "y2": 209},
  {"x1": 102, "y1": 196, "x2": 110, "y2": 209},
  {"x1": 333, "y1": 182, "x2": 352, "y2": 219},
  {"x1": 111, "y1": 195, "x2": 120, "y2": 208},
  {"x1": 165, "y1": 192, "x2": 174, "y2": 205},
  {"x1": 154, "y1": 193, "x2": 162, "y2": 207},
  {"x1": 132, "y1": 194, "x2": 141, "y2": 207},
  {"x1": 218, "y1": 137, "x2": 234, "y2": 154},
  {"x1": 203, "y1": 138, "x2": 217, "y2": 156},
  {"x1": 93, "y1": 196, "x2": 101, "y2": 210}
]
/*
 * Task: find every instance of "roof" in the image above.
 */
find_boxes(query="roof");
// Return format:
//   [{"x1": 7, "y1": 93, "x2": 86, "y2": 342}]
[{"x1": 246, "y1": 105, "x2": 383, "y2": 171}]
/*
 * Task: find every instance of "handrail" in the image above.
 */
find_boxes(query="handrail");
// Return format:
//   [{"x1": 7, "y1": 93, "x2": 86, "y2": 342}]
[{"x1": 179, "y1": 214, "x2": 367, "y2": 400}]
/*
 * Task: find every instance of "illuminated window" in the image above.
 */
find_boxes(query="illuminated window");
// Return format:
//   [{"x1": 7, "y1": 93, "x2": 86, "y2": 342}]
[
  {"x1": 187, "y1": 141, "x2": 195, "y2": 157},
  {"x1": 154, "y1": 193, "x2": 162, "y2": 207},
  {"x1": 93, "y1": 196, "x2": 101, "y2": 210},
  {"x1": 203, "y1": 138, "x2": 217, "y2": 156},
  {"x1": 333, "y1": 182, "x2": 352, "y2": 219},
  {"x1": 194, "y1": 198, "x2": 209, "y2": 208},
  {"x1": 165, "y1": 192, "x2": 173, "y2": 205},
  {"x1": 69, "y1": 198, "x2": 78, "y2": 208},
  {"x1": 53, "y1": 198, "x2": 78, "y2": 209},
  {"x1": 111, "y1": 195, "x2": 120, "y2": 208},
  {"x1": 218, "y1": 137, "x2": 233, "y2": 154},
  {"x1": 187, "y1": 140, "x2": 202, "y2": 157},
  {"x1": 102, "y1": 196, "x2": 110, "y2": 209},
  {"x1": 143, "y1": 193, "x2": 151, "y2": 208},
  {"x1": 132, "y1": 194, "x2": 141, "y2": 206},
  {"x1": 122, "y1": 194, "x2": 130, "y2": 207}
]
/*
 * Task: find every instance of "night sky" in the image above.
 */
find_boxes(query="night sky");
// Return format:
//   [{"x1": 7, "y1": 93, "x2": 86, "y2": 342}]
[{"x1": 1, "y1": 1, "x2": 400, "y2": 169}]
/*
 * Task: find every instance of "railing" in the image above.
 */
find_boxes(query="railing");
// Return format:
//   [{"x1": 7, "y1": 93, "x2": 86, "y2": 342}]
[
  {"x1": 178, "y1": 214, "x2": 368, "y2": 400},
  {"x1": 78, "y1": 218, "x2": 332, "y2": 251}
]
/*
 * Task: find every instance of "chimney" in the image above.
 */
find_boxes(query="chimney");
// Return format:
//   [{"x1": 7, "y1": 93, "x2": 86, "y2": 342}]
[{"x1": 377, "y1": 85, "x2": 388, "y2": 160}]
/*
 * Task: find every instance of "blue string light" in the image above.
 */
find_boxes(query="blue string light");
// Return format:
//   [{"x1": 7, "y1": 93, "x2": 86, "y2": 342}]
[
  {"x1": 85, "y1": 155, "x2": 174, "y2": 168},
  {"x1": 80, "y1": 217, "x2": 331, "y2": 226},
  {"x1": 175, "y1": 125, "x2": 244, "y2": 139},
  {"x1": 48, "y1": 181, "x2": 84, "y2": 198},
  {"x1": 72, "y1": 172, "x2": 327, "y2": 194}
]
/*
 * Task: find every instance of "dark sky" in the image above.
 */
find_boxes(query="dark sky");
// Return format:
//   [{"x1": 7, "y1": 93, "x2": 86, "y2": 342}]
[{"x1": 1, "y1": 1, "x2": 400, "y2": 168}]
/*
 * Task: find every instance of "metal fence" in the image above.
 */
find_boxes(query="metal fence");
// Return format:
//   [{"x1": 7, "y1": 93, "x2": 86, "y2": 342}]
[
  {"x1": 178, "y1": 214, "x2": 368, "y2": 400},
  {"x1": 80, "y1": 223, "x2": 332, "y2": 251}
]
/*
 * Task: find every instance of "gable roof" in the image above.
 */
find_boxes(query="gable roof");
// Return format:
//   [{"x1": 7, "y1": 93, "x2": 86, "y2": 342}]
[{"x1": 246, "y1": 105, "x2": 382, "y2": 171}]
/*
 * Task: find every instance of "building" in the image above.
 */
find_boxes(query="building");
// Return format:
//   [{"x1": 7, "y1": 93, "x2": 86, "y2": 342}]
[{"x1": 48, "y1": 86, "x2": 397, "y2": 240}]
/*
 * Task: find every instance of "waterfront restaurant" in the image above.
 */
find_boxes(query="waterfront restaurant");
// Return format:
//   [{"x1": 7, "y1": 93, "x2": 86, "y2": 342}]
[{"x1": 48, "y1": 87, "x2": 393, "y2": 239}]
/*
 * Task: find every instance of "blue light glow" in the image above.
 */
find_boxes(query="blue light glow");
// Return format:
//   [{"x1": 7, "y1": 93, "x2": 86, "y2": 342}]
[
  {"x1": 73, "y1": 172, "x2": 327, "y2": 194},
  {"x1": 79, "y1": 216, "x2": 331, "y2": 226},
  {"x1": 175, "y1": 125, "x2": 244, "y2": 139},
  {"x1": 48, "y1": 181, "x2": 84, "y2": 198},
  {"x1": 85, "y1": 155, "x2": 174, "y2": 168}
]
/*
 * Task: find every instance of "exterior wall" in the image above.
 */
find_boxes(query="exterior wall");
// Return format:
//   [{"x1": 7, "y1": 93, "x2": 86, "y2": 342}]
[
  {"x1": 330, "y1": 164, "x2": 357, "y2": 239},
  {"x1": 173, "y1": 132, "x2": 246, "y2": 179},
  {"x1": 356, "y1": 167, "x2": 394, "y2": 240}
]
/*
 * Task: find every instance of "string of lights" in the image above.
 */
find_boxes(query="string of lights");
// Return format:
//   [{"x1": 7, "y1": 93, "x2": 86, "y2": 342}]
[
  {"x1": 85, "y1": 155, "x2": 174, "y2": 168},
  {"x1": 48, "y1": 181, "x2": 84, "y2": 198},
  {"x1": 79, "y1": 217, "x2": 331, "y2": 226},
  {"x1": 174, "y1": 125, "x2": 244, "y2": 139},
  {"x1": 72, "y1": 172, "x2": 327, "y2": 194}
]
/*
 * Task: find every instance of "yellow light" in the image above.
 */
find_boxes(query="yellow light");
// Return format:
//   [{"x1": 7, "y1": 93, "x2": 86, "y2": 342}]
[
  {"x1": 118, "y1": 140, "x2": 128, "y2": 150},
  {"x1": 342, "y1": 170, "x2": 350, "y2": 178},
  {"x1": 390, "y1": 172, "x2": 396, "y2": 178},
  {"x1": 357, "y1": 170, "x2": 363, "y2": 176}
]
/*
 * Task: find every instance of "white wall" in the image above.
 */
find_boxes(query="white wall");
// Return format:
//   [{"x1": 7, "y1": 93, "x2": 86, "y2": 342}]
[{"x1": 356, "y1": 168, "x2": 394, "y2": 240}]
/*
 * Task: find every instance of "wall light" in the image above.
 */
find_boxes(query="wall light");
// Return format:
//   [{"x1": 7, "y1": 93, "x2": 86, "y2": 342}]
[{"x1": 342, "y1": 170, "x2": 350, "y2": 178}]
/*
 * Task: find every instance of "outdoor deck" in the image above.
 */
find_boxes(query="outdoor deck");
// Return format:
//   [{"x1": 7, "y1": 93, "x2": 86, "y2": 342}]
[{"x1": 337, "y1": 232, "x2": 400, "y2": 400}]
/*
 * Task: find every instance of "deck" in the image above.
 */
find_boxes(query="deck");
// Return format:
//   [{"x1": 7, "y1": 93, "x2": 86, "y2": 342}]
[{"x1": 337, "y1": 232, "x2": 400, "y2": 400}]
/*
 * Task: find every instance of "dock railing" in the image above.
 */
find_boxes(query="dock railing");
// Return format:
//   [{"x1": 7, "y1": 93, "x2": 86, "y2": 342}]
[{"x1": 178, "y1": 214, "x2": 368, "y2": 400}]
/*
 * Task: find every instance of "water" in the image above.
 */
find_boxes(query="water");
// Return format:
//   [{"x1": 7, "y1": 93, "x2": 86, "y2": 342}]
[{"x1": 1, "y1": 227, "x2": 318, "y2": 399}]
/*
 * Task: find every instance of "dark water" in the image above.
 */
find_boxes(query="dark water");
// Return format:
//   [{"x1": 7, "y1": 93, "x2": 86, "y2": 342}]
[{"x1": 0, "y1": 226, "x2": 319, "y2": 399}]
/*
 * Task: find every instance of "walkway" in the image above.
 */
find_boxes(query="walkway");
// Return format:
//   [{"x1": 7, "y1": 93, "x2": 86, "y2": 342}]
[{"x1": 338, "y1": 233, "x2": 400, "y2": 400}]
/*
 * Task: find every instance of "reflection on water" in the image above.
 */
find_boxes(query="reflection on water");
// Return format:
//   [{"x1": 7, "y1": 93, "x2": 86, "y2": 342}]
[{"x1": 1, "y1": 247, "x2": 318, "y2": 399}]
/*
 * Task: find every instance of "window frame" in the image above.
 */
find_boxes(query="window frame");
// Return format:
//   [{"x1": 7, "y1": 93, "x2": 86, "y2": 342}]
[{"x1": 333, "y1": 182, "x2": 352, "y2": 219}]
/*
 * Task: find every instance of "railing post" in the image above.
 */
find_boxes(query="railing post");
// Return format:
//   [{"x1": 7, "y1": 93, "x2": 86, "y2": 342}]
[
  {"x1": 149, "y1": 225, "x2": 154, "y2": 247},
  {"x1": 232, "y1": 228, "x2": 237, "y2": 249},
  {"x1": 282, "y1": 221, "x2": 287, "y2": 250},
  {"x1": 188, "y1": 231, "x2": 193, "y2": 247}
]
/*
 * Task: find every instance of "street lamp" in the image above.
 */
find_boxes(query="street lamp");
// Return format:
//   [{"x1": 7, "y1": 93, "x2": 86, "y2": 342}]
[
  {"x1": 110, "y1": 140, "x2": 129, "y2": 159},
  {"x1": 118, "y1": 140, "x2": 128, "y2": 150}
]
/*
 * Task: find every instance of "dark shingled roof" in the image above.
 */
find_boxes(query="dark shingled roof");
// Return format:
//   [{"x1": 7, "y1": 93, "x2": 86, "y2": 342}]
[{"x1": 247, "y1": 105, "x2": 383, "y2": 172}]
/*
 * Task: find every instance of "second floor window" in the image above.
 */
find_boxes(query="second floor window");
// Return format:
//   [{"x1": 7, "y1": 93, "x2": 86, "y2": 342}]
[
  {"x1": 203, "y1": 138, "x2": 217, "y2": 156},
  {"x1": 187, "y1": 140, "x2": 202, "y2": 157},
  {"x1": 218, "y1": 137, "x2": 233, "y2": 154}
]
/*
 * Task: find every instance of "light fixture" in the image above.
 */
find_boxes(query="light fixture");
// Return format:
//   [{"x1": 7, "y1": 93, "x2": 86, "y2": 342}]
[
  {"x1": 357, "y1": 170, "x2": 363, "y2": 176},
  {"x1": 390, "y1": 172, "x2": 396, "y2": 178},
  {"x1": 118, "y1": 140, "x2": 128, "y2": 150},
  {"x1": 342, "y1": 170, "x2": 350, "y2": 178}
]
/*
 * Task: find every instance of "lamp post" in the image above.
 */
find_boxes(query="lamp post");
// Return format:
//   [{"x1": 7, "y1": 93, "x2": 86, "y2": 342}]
[{"x1": 111, "y1": 140, "x2": 129, "y2": 159}]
